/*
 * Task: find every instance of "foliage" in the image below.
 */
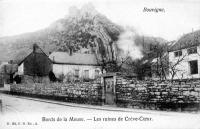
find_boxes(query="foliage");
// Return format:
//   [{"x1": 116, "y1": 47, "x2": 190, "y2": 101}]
[
  {"x1": 2, "y1": 63, "x2": 18, "y2": 74},
  {"x1": 51, "y1": 5, "x2": 122, "y2": 55}
]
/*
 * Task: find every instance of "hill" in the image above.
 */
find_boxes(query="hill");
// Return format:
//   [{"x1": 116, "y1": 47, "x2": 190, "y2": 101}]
[
  {"x1": 0, "y1": 4, "x2": 167, "y2": 65},
  {"x1": 0, "y1": 4, "x2": 122, "y2": 63}
]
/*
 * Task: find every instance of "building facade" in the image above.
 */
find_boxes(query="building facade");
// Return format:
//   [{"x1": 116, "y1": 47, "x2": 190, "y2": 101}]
[
  {"x1": 168, "y1": 46, "x2": 200, "y2": 80},
  {"x1": 49, "y1": 52, "x2": 101, "y2": 82},
  {"x1": 168, "y1": 30, "x2": 200, "y2": 80}
]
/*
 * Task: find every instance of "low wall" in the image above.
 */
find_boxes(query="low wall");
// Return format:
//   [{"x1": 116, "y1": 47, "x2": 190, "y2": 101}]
[
  {"x1": 10, "y1": 77, "x2": 200, "y2": 111},
  {"x1": 10, "y1": 80, "x2": 103, "y2": 105},
  {"x1": 116, "y1": 78, "x2": 200, "y2": 111}
]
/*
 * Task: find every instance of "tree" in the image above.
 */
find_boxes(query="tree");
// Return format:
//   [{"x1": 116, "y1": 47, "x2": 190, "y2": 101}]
[
  {"x1": 168, "y1": 52, "x2": 187, "y2": 81},
  {"x1": 54, "y1": 16, "x2": 96, "y2": 54},
  {"x1": 150, "y1": 40, "x2": 169, "y2": 80},
  {"x1": 2, "y1": 62, "x2": 18, "y2": 83},
  {"x1": 128, "y1": 35, "x2": 168, "y2": 80}
]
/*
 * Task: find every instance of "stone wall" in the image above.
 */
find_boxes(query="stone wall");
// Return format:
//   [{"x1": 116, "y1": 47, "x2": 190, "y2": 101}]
[
  {"x1": 10, "y1": 79, "x2": 103, "y2": 105},
  {"x1": 10, "y1": 76, "x2": 200, "y2": 111},
  {"x1": 116, "y1": 77, "x2": 200, "y2": 111}
]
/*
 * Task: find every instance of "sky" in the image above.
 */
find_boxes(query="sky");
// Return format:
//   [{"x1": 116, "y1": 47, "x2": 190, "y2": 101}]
[{"x1": 0, "y1": 0, "x2": 200, "y2": 41}]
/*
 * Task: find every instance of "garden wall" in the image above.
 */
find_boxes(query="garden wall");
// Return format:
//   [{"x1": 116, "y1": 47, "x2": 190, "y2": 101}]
[
  {"x1": 10, "y1": 80, "x2": 103, "y2": 105},
  {"x1": 116, "y1": 77, "x2": 200, "y2": 111},
  {"x1": 10, "y1": 77, "x2": 200, "y2": 111}
]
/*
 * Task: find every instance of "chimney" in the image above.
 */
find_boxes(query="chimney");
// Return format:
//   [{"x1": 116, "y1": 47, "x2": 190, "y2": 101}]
[{"x1": 33, "y1": 43, "x2": 38, "y2": 52}]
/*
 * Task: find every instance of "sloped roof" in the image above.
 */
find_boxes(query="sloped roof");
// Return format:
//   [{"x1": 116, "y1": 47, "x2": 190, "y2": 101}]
[
  {"x1": 18, "y1": 44, "x2": 51, "y2": 65},
  {"x1": 169, "y1": 30, "x2": 200, "y2": 52},
  {"x1": 49, "y1": 52, "x2": 99, "y2": 65},
  {"x1": 15, "y1": 48, "x2": 32, "y2": 64}
]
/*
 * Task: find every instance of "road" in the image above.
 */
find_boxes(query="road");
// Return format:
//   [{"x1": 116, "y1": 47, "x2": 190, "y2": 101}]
[{"x1": 0, "y1": 93, "x2": 200, "y2": 129}]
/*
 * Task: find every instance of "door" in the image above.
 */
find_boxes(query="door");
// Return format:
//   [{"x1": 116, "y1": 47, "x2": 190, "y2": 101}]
[
  {"x1": 104, "y1": 77, "x2": 115, "y2": 105},
  {"x1": 0, "y1": 74, "x2": 4, "y2": 88}
]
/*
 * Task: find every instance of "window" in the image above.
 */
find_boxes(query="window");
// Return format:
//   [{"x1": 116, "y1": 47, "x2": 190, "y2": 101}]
[
  {"x1": 95, "y1": 70, "x2": 100, "y2": 78},
  {"x1": 174, "y1": 50, "x2": 182, "y2": 57},
  {"x1": 84, "y1": 70, "x2": 89, "y2": 79},
  {"x1": 187, "y1": 47, "x2": 197, "y2": 55},
  {"x1": 189, "y1": 60, "x2": 198, "y2": 74},
  {"x1": 84, "y1": 50, "x2": 90, "y2": 54},
  {"x1": 148, "y1": 53, "x2": 152, "y2": 58},
  {"x1": 149, "y1": 44, "x2": 154, "y2": 51},
  {"x1": 74, "y1": 70, "x2": 79, "y2": 78}
]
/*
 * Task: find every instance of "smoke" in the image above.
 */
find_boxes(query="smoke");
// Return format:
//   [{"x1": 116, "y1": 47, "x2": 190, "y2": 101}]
[{"x1": 117, "y1": 28, "x2": 143, "y2": 60}]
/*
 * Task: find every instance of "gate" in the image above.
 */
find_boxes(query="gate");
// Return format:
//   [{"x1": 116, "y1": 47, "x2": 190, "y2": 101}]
[
  {"x1": 0, "y1": 74, "x2": 4, "y2": 88},
  {"x1": 104, "y1": 77, "x2": 115, "y2": 104},
  {"x1": 102, "y1": 73, "x2": 118, "y2": 105}
]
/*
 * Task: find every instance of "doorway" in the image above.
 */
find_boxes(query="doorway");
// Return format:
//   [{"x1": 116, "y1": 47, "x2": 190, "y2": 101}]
[{"x1": 104, "y1": 77, "x2": 116, "y2": 105}]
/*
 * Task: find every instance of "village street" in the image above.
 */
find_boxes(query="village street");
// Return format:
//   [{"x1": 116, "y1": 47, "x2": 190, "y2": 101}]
[{"x1": 0, "y1": 93, "x2": 200, "y2": 129}]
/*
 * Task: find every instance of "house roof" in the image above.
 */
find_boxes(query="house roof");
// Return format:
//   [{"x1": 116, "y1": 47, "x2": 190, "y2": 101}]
[
  {"x1": 16, "y1": 48, "x2": 32, "y2": 65},
  {"x1": 169, "y1": 30, "x2": 200, "y2": 52},
  {"x1": 49, "y1": 52, "x2": 99, "y2": 65},
  {"x1": 18, "y1": 44, "x2": 51, "y2": 65}
]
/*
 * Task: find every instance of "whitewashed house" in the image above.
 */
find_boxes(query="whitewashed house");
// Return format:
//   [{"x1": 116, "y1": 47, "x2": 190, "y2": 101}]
[
  {"x1": 49, "y1": 52, "x2": 102, "y2": 81},
  {"x1": 168, "y1": 30, "x2": 200, "y2": 80}
]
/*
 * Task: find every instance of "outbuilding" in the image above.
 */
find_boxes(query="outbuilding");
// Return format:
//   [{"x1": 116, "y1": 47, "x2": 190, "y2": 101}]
[{"x1": 17, "y1": 44, "x2": 52, "y2": 83}]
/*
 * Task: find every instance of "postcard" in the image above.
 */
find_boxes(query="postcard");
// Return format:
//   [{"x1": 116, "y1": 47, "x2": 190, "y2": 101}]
[{"x1": 0, "y1": 0, "x2": 200, "y2": 129}]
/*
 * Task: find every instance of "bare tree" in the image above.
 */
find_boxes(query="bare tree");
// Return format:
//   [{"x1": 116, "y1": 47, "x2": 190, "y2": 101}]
[
  {"x1": 168, "y1": 53, "x2": 187, "y2": 81},
  {"x1": 149, "y1": 40, "x2": 168, "y2": 80}
]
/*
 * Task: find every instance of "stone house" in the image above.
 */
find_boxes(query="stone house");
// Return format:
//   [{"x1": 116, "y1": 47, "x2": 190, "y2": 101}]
[
  {"x1": 17, "y1": 44, "x2": 52, "y2": 83},
  {"x1": 49, "y1": 52, "x2": 102, "y2": 82},
  {"x1": 168, "y1": 30, "x2": 200, "y2": 80}
]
